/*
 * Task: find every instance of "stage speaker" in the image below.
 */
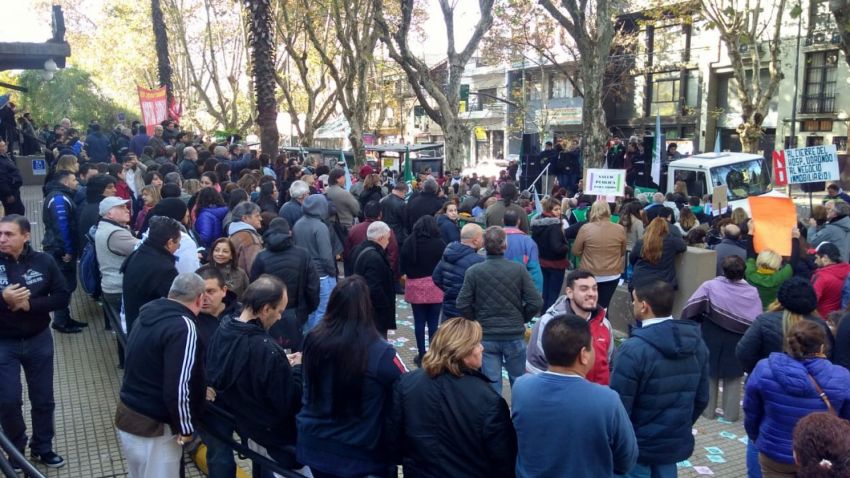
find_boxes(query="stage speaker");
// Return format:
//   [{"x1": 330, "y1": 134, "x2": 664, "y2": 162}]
[{"x1": 521, "y1": 133, "x2": 541, "y2": 190}]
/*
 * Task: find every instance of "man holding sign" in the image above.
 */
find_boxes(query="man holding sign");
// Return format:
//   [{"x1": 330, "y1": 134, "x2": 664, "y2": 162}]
[{"x1": 807, "y1": 200, "x2": 850, "y2": 263}]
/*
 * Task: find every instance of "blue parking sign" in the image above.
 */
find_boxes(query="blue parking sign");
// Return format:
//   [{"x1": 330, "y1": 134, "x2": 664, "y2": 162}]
[{"x1": 32, "y1": 159, "x2": 47, "y2": 176}]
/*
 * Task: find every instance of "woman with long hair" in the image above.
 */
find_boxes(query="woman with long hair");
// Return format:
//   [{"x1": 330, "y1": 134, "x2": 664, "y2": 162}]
[
  {"x1": 222, "y1": 188, "x2": 249, "y2": 232},
  {"x1": 436, "y1": 200, "x2": 461, "y2": 244},
  {"x1": 401, "y1": 215, "x2": 446, "y2": 364},
  {"x1": 675, "y1": 207, "x2": 700, "y2": 236},
  {"x1": 256, "y1": 181, "x2": 279, "y2": 214},
  {"x1": 297, "y1": 276, "x2": 406, "y2": 478},
  {"x1": 358, "y1": 173, "x2": 384, "y2": 209},
  {"x1": 743, "y1": 321, "x2": 850, "y2": 477},
  {"x1": 573, "y1": 201, "x2": 627, "y2": 308},
  {"x1": 200, "y1": 171, "x2": 220, "y2": 192},
  {"x1": 386, "y1": 318, "x2": 517, "y2": 477},
  {"x1": 532, "y1": 197, "x2": 570, "y2": 310},
  {"x1": 208, "y1": 237, "x2": 250, "y2": 297},
  {"x1": 629, "y1": 217, "x2": 687, "y2": 291},
  {"x1": 133, "y1": 185, "x2": 161, "y2": 233},
  {"x1": 195, "y1": 187, "x2": 228, "y2": 249},
  {"x1": 736, "y1": 277, "x2": 835, "y2": 478},
  {"x1": 618, "y1": 201, "x2": 645, "y2": 254}
]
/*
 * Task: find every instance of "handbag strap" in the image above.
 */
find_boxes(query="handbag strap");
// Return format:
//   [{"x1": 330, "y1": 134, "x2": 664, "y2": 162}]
[{"x1": 807, "y1": 373, "x2": 837, "y2": 415}]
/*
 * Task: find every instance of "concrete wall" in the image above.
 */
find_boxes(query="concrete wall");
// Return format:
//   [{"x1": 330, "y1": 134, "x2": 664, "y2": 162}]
[{"x1": 607, "y1": 247, "x2": 717, "y2": 335}]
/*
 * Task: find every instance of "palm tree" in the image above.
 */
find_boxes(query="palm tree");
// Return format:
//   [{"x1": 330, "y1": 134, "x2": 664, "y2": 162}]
[
  {"x1": 151, "y1": 0, "x2": 174, "y2": 112},
  {"x1": 244, "y1": 0, "x2": 279, "y2": 156}
]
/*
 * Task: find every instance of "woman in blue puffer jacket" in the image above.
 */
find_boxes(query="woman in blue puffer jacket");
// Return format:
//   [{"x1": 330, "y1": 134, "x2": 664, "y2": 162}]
[
  {"x1": 743, "y1": 320, "x2": 850, "y2": 477},
  {"x1": 194, "y1": 187, "x2": 228, "y2": 249}
]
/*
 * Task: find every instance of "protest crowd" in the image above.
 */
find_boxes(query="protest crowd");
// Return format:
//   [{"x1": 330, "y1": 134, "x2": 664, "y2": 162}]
[{"x1": 1, "y1": 115, "x2": 850, "y2": 478}]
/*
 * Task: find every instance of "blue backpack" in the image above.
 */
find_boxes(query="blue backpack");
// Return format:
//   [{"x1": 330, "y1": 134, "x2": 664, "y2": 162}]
[{"x1": 79, "y1": 225, "x2": 102, "y2": 298}]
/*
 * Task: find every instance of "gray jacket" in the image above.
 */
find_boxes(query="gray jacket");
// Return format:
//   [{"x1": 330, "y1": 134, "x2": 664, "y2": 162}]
[
  {"x1": 713, "y1": 238, "x2": 746, "y2": 277},
  {"x1": 455, "y1": 255, "x2": 543, "y2": 340},
  {"x1": 95, "y1": 219, "x2": 140, "y2": 295},
  {"x1": 325, "y1": 184, "x2": 360, "y2": 228},
  {"x1": 808, "y1": 215, "x2": 850, "y2": 262},
  {"x1": 292, "y1": 194, "x2": 336, "y2": 277}
]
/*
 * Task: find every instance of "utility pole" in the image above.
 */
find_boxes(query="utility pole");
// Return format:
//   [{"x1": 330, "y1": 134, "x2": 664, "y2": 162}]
[{"x1": 787, "y1": 2, "x2": 803, "y2": 196}]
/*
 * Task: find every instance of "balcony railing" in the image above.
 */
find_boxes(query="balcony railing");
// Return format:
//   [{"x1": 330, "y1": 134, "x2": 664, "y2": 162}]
[{"x1": 801, "y1": 94, "x2": 837, "y2": 114}]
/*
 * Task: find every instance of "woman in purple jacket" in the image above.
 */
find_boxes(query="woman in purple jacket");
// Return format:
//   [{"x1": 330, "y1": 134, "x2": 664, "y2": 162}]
[{"x1": 743, "y1": 320, "x2": 850, "y2": 477}]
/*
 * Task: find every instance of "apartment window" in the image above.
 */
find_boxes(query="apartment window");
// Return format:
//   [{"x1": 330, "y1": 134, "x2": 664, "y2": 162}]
[
  {"x1": 525, "y1": 73, "x2": 544, "y2": 101},
  {"x1": 549, "y1": 74, "x2": 572, "y2": 99},
  {"x1": 684, "y1": 70, "x2": 699, "y2": 110},
  {"x1": 802, "y1": 51, "x2": 838, "y2": 114},
  {"x1": 478, "y1": 88, "x2": 497, "y2": 111},
  {"x1": 650, "y1": 72, "x2": 680, "y2": 116},
  {"x1": 834, "y1": 136, "x2": 848, "y2": 153},
  {"x1": 807, "y1": 136, "x2": 825, "y2": 147},
  {"x1": 809, "y1": 0, "x2": 834, "y2": 33},
  {"x1": 652, "y1": 25, "x2": 686, "y2": 65}
]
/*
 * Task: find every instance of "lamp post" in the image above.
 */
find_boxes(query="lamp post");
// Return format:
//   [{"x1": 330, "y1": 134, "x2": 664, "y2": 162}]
[{"x1": 787, "y1": 3, "x2": 803, "y2": 195}]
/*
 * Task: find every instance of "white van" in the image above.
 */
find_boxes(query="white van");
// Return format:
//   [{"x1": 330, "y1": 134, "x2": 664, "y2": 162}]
[{"x1": 665, "y1": 152, "x2": 784, "y2": 213}]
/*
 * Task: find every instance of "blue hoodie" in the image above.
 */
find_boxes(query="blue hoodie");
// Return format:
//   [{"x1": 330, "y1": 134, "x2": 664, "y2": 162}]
[
  {"x1": 432, "y1": 241, "x2": 485, "y2": 318},
  {"x1": 610, "y1": 319, "x2": 709, "y2": 465}
]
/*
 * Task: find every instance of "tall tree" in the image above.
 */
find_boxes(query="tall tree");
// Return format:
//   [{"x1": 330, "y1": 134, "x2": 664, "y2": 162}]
[
  {"x1": 700, "y1": 0, "x2": 788, "y2": 152},
  {"x1": 831, "y1": 0, "x2": 850, "y2": 67},
  {"x1": 538, "y1": 0, "x2": 618, "y2": 169},
  {"x1": 274, "y1": 0, "x2": 337, "y2": 146},
  {"x1": 151, "y1": 0, "x2": 175, "y2": 114},
  {"x1": 164, "y1": 0, "x2": 253, "y2": 132},
  {"x1": 302, "y1": 0, "x2": 379, "y2": 164},
  {"x1": 375, "y1": 0, "x2": 495, "y2": 170},
  {"x1": 243, "y1": 0, "x2": 279, "y2": 156}
]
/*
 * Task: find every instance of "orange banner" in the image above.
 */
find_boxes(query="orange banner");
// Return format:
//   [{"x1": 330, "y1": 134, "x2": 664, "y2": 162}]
[
  {"x1": 137, "y1": 86, "x2": 168, "y2": 135},
  {"x1": 748, "y1": 196, "x2": 797, "y2": 256}
]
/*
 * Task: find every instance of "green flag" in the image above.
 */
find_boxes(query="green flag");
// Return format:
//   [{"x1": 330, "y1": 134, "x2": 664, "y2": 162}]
[{"x1": 403, "y1": 147, "x2": 413, "y2": 183}]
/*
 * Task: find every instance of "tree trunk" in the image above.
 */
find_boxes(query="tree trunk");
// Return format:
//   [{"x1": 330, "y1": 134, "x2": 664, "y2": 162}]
[
  {"x1": 443, "y1": 119, "x2": 468, "y2": 171},
  {"x1": 151, "y1": 0, "x2": 175, "y2": 113},
  {"x1": 580, "y1": 55, "x2": 608, "y2": 171},
  {"x1": 737, "y1": 119, "x2": 763, "y2": 154},
  {"x1": 349, "y1": 119, "x2": 367, "y2": 166},
  {"x1": 244, "y1": 0, "x2": 279, "y2": 156}
]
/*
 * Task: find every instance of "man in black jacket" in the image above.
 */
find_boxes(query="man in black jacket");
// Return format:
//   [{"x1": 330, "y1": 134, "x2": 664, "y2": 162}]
[
  {"x1": 0, "y1": 139, "x2": 24, "y2": 215},
  {"x1": 42, "y1": 171, "x2": 84, "y2": 333},
  {"x1": 351, "y1": 221, "x2": 396, "y2": 337},
  {"x1": 405, "y1": 179, "x2": 444, "y2": 234},
  {"x1": 381, "y1": 182, "x2": 408, "y2": 247},
  {"x1": 77, "y1": 174, "x2": 117, "y2": 252},
  {"x1": 206, "y1": 275, "x2": 304, "y2": 473},
  {"x1": 0, "y1": 215, "x2": 70, "y2": 468},
  {"x1": 116, "y1": 272, "x2": 206, "y2": 478},
  {"x1": 120, "y1": 216, "x2": 181, "y2": 332},
  {"x1": 251, "y1": 218, "x2": 319, "y2": 351}
]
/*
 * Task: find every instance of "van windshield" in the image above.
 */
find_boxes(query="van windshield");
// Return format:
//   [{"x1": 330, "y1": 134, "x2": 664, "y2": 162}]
[{"x1": 710, "y1": 159, "x2": 773, "y2": 201}]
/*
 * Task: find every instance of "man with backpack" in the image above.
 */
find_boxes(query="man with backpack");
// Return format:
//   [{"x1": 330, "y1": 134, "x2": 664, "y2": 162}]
[{"x1": 42, "y1": 171, "x2": 83, "y2": 333}]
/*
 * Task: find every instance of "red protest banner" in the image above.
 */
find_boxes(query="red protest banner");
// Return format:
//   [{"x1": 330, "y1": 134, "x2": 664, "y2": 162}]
[
  {"x1": 137, "y1": 86, "x2": 168, "y2": 135},
  {"x1": 772, "y1": 150, "x2": 788, "y2": 187}
]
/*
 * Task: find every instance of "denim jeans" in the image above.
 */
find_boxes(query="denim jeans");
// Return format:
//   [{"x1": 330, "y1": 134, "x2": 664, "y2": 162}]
[
  {"x1": 541, "y1": 268, "x2": 565, "y2": 311},
  {"x1": 411, "y1": 303, "x2": 441, "y2": 358},
  {"x1": 747, "y1": 440, "x2": 763, "y2": 478},
  {"x1": 305, "y1": 276, "x2": 336, "y2": 333},
  {"x1": 622, "y1": 462, "x2": 677, "y2": 478},
  {"x1": 481, "y1": 338, "x2": 526, "y2": 395},
  {"x1": 0, "y1": 327, "x2": 55, "y2": 454},
  {"x1": 52, "y1": 258, "x2": 77, "y2": 327},
  {"x1": 200, "y1": 413, "x2": 236, "y2": 478}
]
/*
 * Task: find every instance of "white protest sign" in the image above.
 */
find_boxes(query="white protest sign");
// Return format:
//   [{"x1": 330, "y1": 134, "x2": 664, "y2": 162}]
[
  {"x1": 585, "y1": 168, "x2": 626, "y2": 196},
  {"x1": 785, "y1": 145, "x2": 839, "y2": 184}
]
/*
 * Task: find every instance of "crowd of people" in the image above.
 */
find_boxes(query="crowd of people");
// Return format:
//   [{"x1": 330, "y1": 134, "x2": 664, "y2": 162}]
[{"x1": 1, "y1": 117, "x2": 850, "y2": 478}]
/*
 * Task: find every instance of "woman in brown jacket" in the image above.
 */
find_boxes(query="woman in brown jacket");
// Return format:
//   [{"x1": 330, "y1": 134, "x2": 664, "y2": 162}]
[{"x1": 572, "y1": 201, "x2": 627, "y2": 308}]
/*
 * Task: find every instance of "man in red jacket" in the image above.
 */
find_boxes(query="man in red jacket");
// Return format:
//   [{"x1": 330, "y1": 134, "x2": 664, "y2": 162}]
[{"x1": 812, "y1": 242, "x2": 850, "y2": 319}]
